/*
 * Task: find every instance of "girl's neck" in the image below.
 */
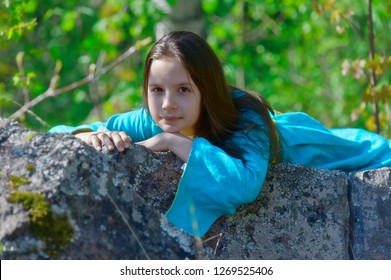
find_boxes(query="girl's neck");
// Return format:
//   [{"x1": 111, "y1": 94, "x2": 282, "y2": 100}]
[{"x1": 180, "y1": 127, "x2": 194, "y2": 139}]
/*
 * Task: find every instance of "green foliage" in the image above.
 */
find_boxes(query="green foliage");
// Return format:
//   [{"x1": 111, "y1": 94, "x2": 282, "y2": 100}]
[
  {"x1": 315, "y1": 0, "x2": 391, "y2": 135},
  {"x1": 1, "y1": 0, "x2": 161, "y2": 129},
  {"x1": 0, "y1": 0, "x2": 37, "y2": 41},
  {"x1": 1, "y1": 0, "x2": 391, "y2": 137},
  {"x1": 203, "y1": 0, "x2": 391, "y2": 136}
]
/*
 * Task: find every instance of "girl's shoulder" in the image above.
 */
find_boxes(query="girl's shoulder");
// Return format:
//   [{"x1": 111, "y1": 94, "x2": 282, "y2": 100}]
[
  {"x1": 230, "y1": 88, "x2": 269, "y2": 123},
  {"x1": 231, "y1": 88, "x2": 247, "y2": 99}
]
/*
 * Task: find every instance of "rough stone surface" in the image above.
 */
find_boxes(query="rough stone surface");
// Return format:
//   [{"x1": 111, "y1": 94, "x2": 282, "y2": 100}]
[
  {"x1": 0, "y1": 118, "x2": 390, "y2": 259},
  {"x1": 0, "y1": 119, "x2": 195, "y2": 260},
  {"x1": 207, "y1": 164, "x2": 350, "y2": 259},
  {"x1": 349, "y1": 170, "x2": 391, "y2": 259}
]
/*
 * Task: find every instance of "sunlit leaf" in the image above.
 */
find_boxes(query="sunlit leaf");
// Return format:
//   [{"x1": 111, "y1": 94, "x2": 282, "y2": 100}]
[
  {"x1": 202, "y1": 0, "x2": 218, "y2": 13},
  {"x1": 61, "y1": 11, "x2": 77, "y2": 32},
  {"x1": 99, "y1": 2, "x2": 120, "y2": 18},
  {"x1": 13, "y1": 75, "x2": 21, "y2": 86},
  {"x1": 7, "y1": 28, "x2": 14, "y2": 39},
  {"x1": 362, "y1": 84, "x2": 373, "y2": 103},
  {"x1": 365, "y1": 115, "x2": 377, "y2": 132},
  {"x1": 379, "y1": 85, "x2": 391, "y2": 102},
  {"x1": 325, "y1": 0, "x2": 336, "y2": 11},
  {"x1": 26, "y1": 72, "x2": 36, "y2": 86}
]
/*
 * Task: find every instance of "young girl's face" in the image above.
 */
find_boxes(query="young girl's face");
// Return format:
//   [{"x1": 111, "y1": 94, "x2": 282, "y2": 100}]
[{"x1": 147, "y1": 57, "x2": 201, "y2": 136}]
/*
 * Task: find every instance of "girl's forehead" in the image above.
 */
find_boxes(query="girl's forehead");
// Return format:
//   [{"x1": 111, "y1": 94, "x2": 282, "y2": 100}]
[
  {"x1": 149, "y1": 58, "x2": 192, "y2": 82},
  {"x1": 151, "y1": 57, "x2": 183, "y2": 68}
]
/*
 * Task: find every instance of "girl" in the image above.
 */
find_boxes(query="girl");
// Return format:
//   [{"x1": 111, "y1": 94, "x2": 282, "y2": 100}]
[{"x1": 50, "y1": 31, "x2": 391, "y2": 237}]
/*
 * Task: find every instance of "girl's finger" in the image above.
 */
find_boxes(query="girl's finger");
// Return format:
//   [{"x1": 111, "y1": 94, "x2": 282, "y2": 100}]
[
  {"x1": 89, "y1": 134, "x2": 103, "y2": 151},
  {"x1": 99, "y1": 133, "x2": 115, "y2": 151},
  {"x1": 119, "y1": 131, "x2": 132, "y2": 148},
  {"x1": 110, "y1": 131, "x2": 125, "y2": 152}
]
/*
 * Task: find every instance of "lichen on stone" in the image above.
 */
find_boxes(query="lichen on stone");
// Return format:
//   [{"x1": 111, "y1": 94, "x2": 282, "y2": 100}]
[
  {"x1": 8, "y1": 175, "x2": 30, "y2": 189},
  {"x1": 26, "y1": 164, "x2": 36, "y2": 173},
  {"x1": 7, "y1": 176, "x2": 74, "y2": 258},
  {"x1": 23, "y1": 131, "x2": 36, "y2": 142}
]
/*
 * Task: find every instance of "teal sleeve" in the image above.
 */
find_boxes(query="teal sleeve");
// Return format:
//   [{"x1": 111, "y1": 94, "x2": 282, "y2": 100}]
[
  {"x1": 274, "y1": 112, "x2": 391, "y2": 171},
  {"x1": 48, "y1": 108, "x2": 162, "y2": 142},
  {"x1": 48, "y1": 122, "x2": 105, "y2": 134},
  {"x1": 166, "y1": 112, "x2": 270, "y2": 237}
]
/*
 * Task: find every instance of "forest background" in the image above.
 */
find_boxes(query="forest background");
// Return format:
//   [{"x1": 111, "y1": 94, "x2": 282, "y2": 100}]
[{"x1": 1, "y1": 0, "x2": 391, "y2": 137}]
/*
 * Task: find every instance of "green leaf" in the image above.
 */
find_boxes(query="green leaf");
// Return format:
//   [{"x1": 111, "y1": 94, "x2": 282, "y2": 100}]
[{"x1": 61, "y1": 11, "x2": 77, "y2": 32}]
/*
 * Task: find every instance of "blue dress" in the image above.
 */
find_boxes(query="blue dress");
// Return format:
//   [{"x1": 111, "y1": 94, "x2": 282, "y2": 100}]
[{"x1": 49, "y1": 90, "x2": 391, "y2": 237}]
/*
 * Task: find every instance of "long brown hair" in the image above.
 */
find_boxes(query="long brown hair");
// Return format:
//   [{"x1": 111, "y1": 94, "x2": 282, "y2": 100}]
[{"x1": 143, "y1": 31, "x2": 281, "y2": 162}]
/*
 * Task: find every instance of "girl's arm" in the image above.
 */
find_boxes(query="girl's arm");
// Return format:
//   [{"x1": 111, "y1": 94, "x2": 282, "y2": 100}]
[
  {"x1": 136, "y1": 133, "x2": 193, "y2": 162},
  {"x1": 48, "y1": 108, "x2": 163, "y2": 151},
  {"x1": 165, "y1": 110, "x2": 271, "y2": 237}
]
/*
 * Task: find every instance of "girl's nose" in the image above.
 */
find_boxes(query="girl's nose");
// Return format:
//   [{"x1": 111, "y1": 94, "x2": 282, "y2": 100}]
[{"x1": 162, "y1": 93, "x2": 178, "y2": 111}]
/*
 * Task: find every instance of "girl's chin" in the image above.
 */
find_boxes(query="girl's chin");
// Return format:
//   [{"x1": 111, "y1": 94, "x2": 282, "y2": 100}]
[
  {"x1": 160, "y1": 126, "x2": 194, "y2": 136},
  {"x1": 160, "y1": 126, "x2": 181, "y2": 133},
  {"x1": 157, "y1": 122, "x2": 194, "y2": 135}
]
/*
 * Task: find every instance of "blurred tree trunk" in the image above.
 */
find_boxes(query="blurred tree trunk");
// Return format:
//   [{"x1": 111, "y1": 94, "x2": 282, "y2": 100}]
[{"x1": 153, "y1": 0, "x2": 206, "y2": 39}]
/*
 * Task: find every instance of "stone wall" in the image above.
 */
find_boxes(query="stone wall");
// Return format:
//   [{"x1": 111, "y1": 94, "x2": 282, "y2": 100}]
[{"x1": 0, "y1": 119, "x2": 390, "y2": 259}]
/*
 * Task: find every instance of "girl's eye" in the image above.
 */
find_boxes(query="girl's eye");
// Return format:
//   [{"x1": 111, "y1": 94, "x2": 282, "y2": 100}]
[
  {"x1": 178, "y1": 87, "x2": 190, "y2": 94},
  {"x1": 151, "y1": 87, "x2": 163, "y2": 94}
]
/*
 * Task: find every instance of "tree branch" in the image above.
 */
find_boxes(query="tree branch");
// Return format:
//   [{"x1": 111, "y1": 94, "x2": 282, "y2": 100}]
[
  {"x1": 6, "y1": 37, "x2": 152, "y2": 124},
  {"x1": 367, "y1": 0, "x2": 380, "y2": 133}
]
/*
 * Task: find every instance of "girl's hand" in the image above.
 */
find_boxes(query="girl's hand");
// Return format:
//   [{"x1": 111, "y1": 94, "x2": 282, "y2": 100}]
[
  {"x1": 75, "y1": 131, "x2": 132, "y2": 152},
  {"x1": 136, "y1": 133, "x2": 170, "y2": 152},
  {"x1": 136, "y1": 132, "x2": 193, "y2": 162}
]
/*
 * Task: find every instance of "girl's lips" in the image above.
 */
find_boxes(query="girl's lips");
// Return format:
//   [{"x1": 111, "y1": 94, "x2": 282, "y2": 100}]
[{"x1": 161, "y1": 116, "x2": 181, "y2": 124}]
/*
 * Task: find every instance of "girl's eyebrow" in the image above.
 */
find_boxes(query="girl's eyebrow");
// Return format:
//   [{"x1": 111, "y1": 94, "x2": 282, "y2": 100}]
[
  {"x1": 177, "y1": 83, "x2": 193, "y2": 87},
  {"x1": 148, "y1": 82, "x2": 193, "y2": 87},
  {"x1": 148, "y1": 83, "x2": 161, "y2": 87}
]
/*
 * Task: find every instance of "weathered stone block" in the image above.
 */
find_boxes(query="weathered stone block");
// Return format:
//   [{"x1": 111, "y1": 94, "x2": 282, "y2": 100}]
[
  {"x1": 207, "y1": 164, "x2": 350, "y2": 259},
  {"x1": 0, "y1": 119, "x2": 194, "y2": 259},
  {"x1": 349, "y1": 169, "x2": 391, "y2": 259},
  {"x1": 1, "y1": 118, "x2": 390, "y2": 259}
]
